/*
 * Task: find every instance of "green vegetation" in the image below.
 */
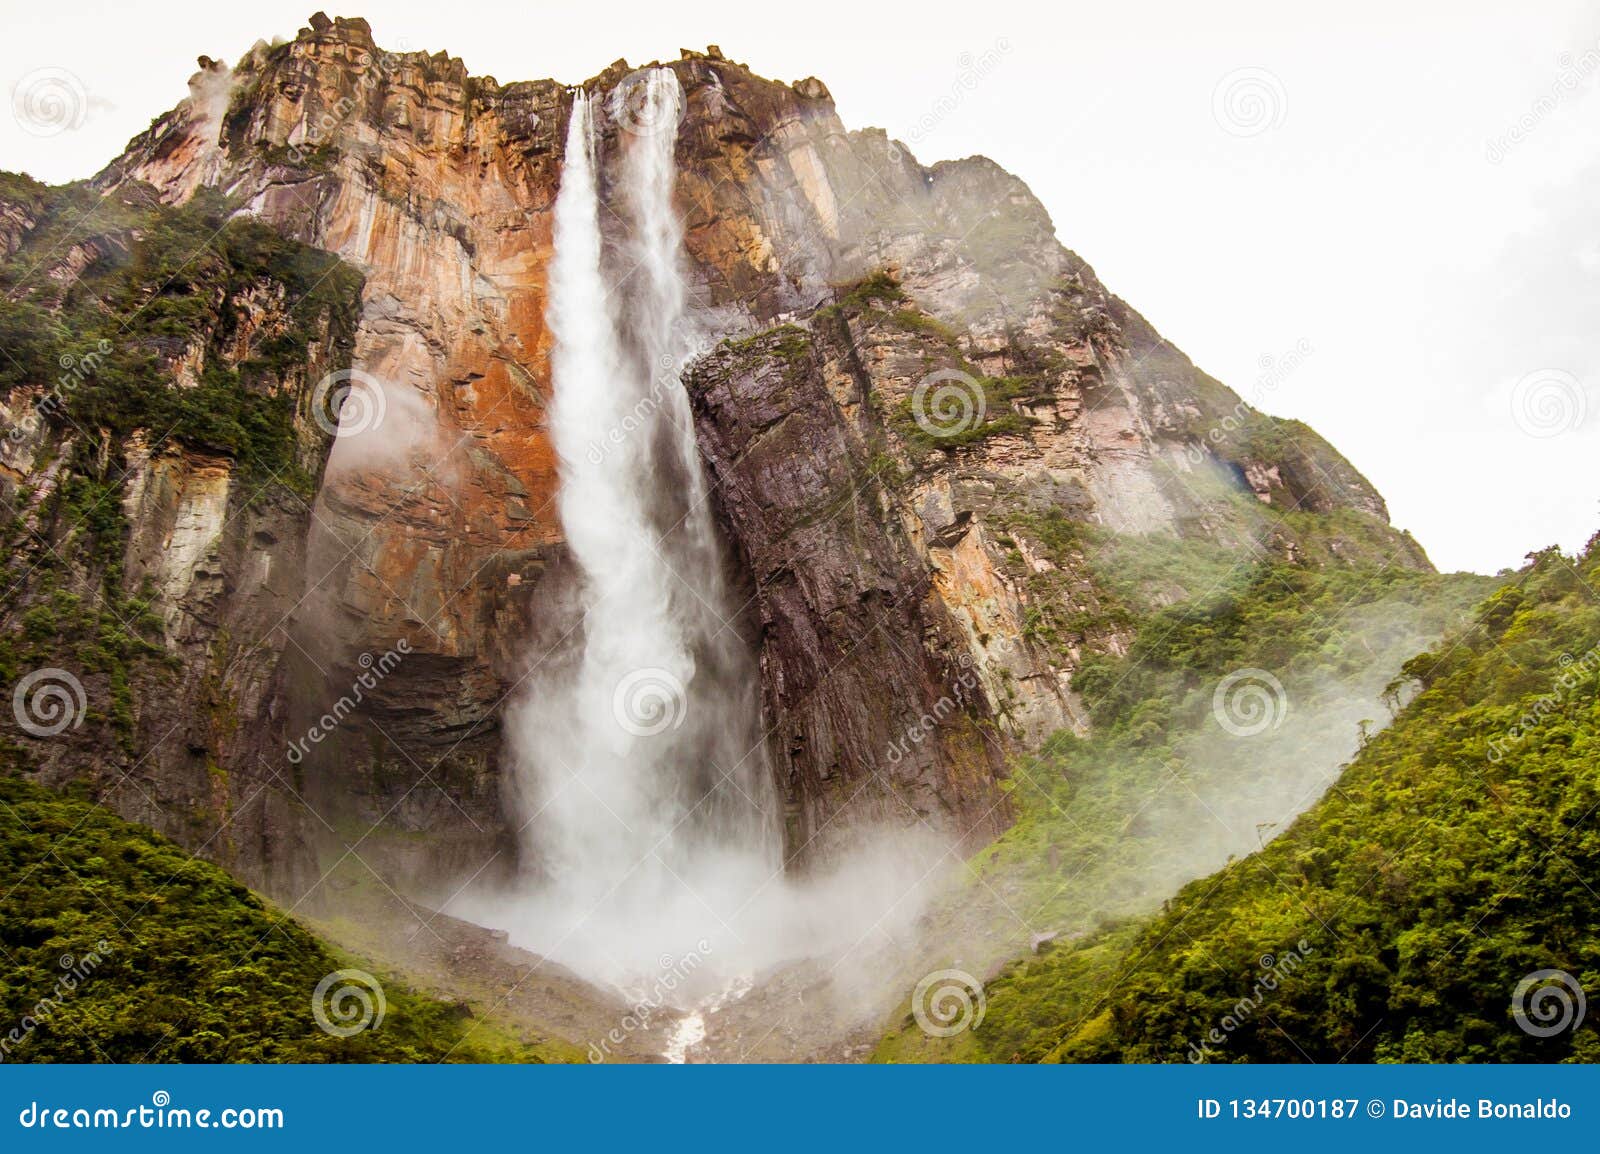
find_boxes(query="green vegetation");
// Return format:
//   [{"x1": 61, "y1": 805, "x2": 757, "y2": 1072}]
[
  {"x1": 0, "y1": 178, "x2": 362, "y2": 491},
  {"x1": 879, "y1": 539, "x2": 1597, "y2": 1063},
  {"x1": 889, "y1": 374, "x2": 1038, "y2": 453},
  {"x1": 0, "y1": 473, "x2": 170, "y2": 757},
  {"x1": 824, "y1": 268, "x2": 907, "y2": 315},
  {"x1": 0, "y1": 776, "x2": 572, "y2": 1062}
]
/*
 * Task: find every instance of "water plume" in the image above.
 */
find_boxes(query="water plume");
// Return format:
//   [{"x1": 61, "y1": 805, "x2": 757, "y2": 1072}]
[{"x1": 456, "y1": 73, "x2": 951, "y2": 1027}]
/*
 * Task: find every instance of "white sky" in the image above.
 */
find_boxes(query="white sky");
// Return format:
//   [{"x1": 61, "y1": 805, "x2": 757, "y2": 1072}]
[{"x1": 3, "y1": 0, "x2": 1597, "y2": 573}]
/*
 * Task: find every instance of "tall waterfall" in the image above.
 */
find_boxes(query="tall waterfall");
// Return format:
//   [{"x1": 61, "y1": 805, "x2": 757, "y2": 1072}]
[
  {"x1": 490, "y1": 73, "x2": 778, "y2": 989},
  {"x1": 470, "y1": 70, "x2": 942, "y2": 1009}
]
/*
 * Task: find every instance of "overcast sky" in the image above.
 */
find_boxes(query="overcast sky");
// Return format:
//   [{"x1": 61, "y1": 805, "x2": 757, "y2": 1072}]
[{"x1": 3, "y1": 0, "x2": 1597, "y2": 573}]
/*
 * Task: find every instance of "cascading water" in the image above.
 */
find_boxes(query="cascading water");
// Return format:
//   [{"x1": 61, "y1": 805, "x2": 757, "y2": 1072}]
[
  {"x1": 465, "y1": 70, "x2": 945, "y2": 1040},
  {"x1": 479, "y1": 73, "x2": 778, "y2": 992}
]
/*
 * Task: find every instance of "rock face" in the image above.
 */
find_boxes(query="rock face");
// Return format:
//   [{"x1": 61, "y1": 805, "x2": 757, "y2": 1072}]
[
  {"x1": 2, "y1": 15, "x2": 1428, "y2": 897},
  {"x1": 0, "y1": 180, "x2": 360, "y2": 896}
]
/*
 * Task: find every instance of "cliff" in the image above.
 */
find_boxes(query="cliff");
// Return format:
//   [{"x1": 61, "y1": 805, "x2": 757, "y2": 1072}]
[{"x1": 1, "y1": 13, "x2": 1426, "y2": 900}]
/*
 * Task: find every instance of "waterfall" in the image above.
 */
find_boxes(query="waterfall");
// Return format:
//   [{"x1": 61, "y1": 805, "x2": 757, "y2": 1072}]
[
  {"x1": 486, "y1": 73, "x2": 778, "y2": 991},
  {"x1": 466, "y1": 70, "x2": 943, "y2": 1020}
]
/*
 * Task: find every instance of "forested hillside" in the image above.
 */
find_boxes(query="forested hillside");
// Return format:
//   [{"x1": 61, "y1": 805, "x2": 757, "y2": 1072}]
[{"x1": 879, "y1": 537, "x2": 1600, "y2": 1062}]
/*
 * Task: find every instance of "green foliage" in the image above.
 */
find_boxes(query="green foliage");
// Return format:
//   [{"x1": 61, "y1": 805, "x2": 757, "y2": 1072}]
[
  {"x1": 903, "y1": 539, "x2": 1600, "y2": 1063},
  {"x1": 0, "y1": 777, "x2": 563, "y2": 1063},
  {"x1": 0, "y1": 177, "x2": 362, "y2": 489},
  {"x1": 829, "y1": 269, "x2": 908, "y2": 313}
]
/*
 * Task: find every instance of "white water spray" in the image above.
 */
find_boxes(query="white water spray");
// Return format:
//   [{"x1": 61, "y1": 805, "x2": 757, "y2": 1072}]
[{"x1": 464, "y1": 72, "x2": 946, "y2": 1032}]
